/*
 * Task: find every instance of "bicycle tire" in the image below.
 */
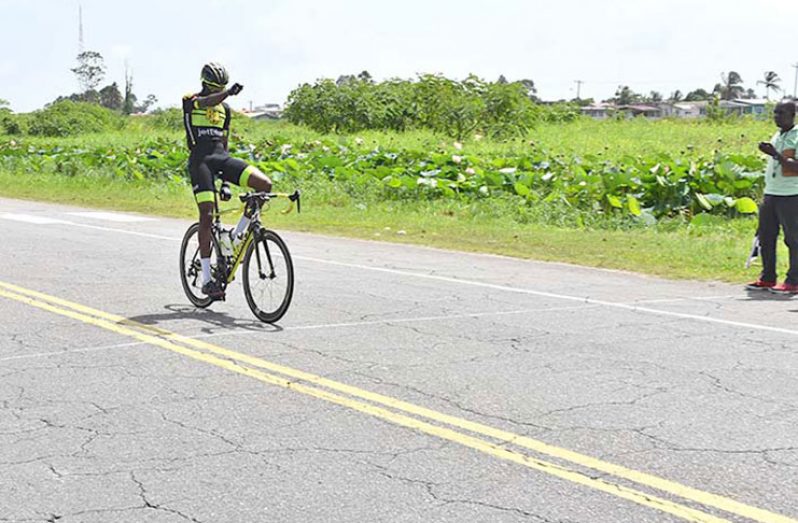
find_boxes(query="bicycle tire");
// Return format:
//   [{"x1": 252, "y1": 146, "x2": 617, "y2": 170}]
[
  {"x1": 179, "y1": 222, "x2": 224, "y2": 309},
  {"x1": 242, "y1": 229, "x2": 294, "y2": 323}
]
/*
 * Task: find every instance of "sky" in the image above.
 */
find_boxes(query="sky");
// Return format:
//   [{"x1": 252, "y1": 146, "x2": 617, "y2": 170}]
[{"x1": 2, "y1": 0, "x2": 798, "y2": 112}]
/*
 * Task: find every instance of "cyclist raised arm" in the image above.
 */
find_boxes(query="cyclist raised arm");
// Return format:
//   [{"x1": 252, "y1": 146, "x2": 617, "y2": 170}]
[{"x1": 182, "y1": 62, "x2": 273, "y2": 299}]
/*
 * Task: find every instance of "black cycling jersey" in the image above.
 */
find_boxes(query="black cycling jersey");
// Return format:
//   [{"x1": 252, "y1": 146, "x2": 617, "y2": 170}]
[
  {"x1": 182, "y1": 93, "x2": 231, "y2": 157},
  {"x1": 182, "y1": 93, "x2": 254, "y2": 203}
]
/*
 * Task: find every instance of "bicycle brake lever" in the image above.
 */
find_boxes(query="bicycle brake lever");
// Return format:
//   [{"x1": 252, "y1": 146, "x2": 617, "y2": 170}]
[{"x1": 289, "y1": 190, "x2": 301, "y2": 214}]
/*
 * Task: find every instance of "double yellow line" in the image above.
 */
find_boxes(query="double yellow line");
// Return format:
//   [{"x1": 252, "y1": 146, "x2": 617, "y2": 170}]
[{"x1": 0, "y1": 279, "x2": 794, "y2": 523}]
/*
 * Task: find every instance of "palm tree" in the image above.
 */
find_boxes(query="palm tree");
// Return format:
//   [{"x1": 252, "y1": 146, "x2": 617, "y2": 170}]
[
  {"x1": 614, "y1": 85, "x2": 640, "y2": 105},
  {"x1": 719, "y1": 71, "x2": 744, "y2": 100},
  {"x1": 757, "y1": 71, "x2": 782, "y2": 100}
]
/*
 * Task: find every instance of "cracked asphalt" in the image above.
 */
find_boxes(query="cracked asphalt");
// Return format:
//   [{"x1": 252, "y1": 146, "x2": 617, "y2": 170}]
[{"x1": 1, "y1": 197, "x2": 798, "y2": 522}]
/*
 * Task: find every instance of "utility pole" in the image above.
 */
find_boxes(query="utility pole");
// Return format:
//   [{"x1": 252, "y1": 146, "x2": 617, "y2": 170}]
[
  {"x1": 78, "y1": 4, "x2": 84, "y2": 53},
  {"x1": 574, "y1": 80, "x2": 584, "y2": 100},
  {"x1": 793, "y1": 63, "x2": 798, "y2": 99}
]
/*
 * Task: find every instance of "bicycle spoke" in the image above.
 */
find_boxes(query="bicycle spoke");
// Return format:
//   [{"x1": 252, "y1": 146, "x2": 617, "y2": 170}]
[{"x1": 242, "y1": 230, "x2": 294, "y2": 323}]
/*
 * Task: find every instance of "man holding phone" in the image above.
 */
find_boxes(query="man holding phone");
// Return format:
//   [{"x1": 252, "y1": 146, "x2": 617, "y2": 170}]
[{"x1": 747, "y1": 100, "x2": 798, "y2": 294}]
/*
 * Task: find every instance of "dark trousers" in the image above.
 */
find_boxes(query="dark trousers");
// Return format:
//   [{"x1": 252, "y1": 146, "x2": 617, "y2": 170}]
[{"x1": 759, "y1": 194, "x2": 798, "y2": 283}]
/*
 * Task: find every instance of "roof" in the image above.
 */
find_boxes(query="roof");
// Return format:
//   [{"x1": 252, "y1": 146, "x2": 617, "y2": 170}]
[
  {"x1": 581, "y1": 103, "x2": 614, "y2": 111},
  {"x1": 733, "y1": 98, "x2": 768, "y2": 106},
  {"x1": 617, "y1": 104, "x2": 661, "y2": 112},
  {"x1": 718, "y1": 100, "x2": 748, "y2": 108}
]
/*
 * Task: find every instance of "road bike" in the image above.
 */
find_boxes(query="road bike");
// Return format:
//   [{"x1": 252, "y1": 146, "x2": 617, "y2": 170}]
[{"x1": 180, "y1": 180, "x2": 300, "y2": 323}]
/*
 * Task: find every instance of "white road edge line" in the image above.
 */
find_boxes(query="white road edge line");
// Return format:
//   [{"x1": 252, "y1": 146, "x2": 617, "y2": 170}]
[
  {"x1": 66, "y1": 211, "x2": 156, "y2": 223},
  {"x1": 0, "y1": 305, "x2": 597, "y2": 362},
  {"x1": 197, "y1": 304, "x2": 601, "y2": 341},
  {"x1": 11, "y1": 219, "x2": 795, "y2": 340},
  {"x1": 299, "y1": 256, "x2": 798, "y2": 338},
  {"x1": 0, "y1": 340, "x2": 147, "y2": 363}
]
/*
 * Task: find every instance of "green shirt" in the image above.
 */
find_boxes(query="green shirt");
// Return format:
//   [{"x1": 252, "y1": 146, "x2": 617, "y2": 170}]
[{"x1": 764, "y1": 126, "x2": 798, "y2": 196}]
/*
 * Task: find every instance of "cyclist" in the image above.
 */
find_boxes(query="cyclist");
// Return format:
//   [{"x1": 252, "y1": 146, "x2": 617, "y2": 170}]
[{"x1": 182, "y1": 62, "x2": 272, "y2": 299}]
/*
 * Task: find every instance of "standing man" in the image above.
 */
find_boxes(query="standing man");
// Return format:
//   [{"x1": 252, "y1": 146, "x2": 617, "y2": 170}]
[
  {"x1": 183, "y1": 63, "x2": 273, "y2": 299},
  {"x1": 747, "y1": 100, "x2": 798, "y2": 294}
]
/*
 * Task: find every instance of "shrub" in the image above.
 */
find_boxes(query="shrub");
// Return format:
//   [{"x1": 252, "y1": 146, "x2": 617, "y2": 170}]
[
  {"x1": 26, "y1": 101, "x2": 124, "y2": 137},
  {"x1": 284, "y1": 74, "x2": 563, "y2": 139}
]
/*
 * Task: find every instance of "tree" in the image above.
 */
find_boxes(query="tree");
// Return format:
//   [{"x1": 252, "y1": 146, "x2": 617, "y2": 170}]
[
  {"x1": 613, "y1": 85, "x2": 640, "y2": 105},
  {"x1": 718, "y1": 71, "x2": 744, "y2": 100},
  {"x1": 336, "y1": 74, "x2": 357, "y2": 86},
  {"x1": 98, "y1": 82, "x2": 123, "y2": 111},
  {"x1": 497, "y1": 74, "x2": 508, "y2": 85},
  {"x1": 757, "y1": 71, "x2": 781, "y2": 100},
  {"x1": 519, "y1": 79, "x2": 537, "y2": 100},
  {"x1": 0, "y1": 99, "x2": 9, "y2": 111},
  {"x1": 706, "y1": 95, "x2": 727, "y2": 121},
  {"x1": 648, "y1": 91, "x2": 663, "y2": 103},
  {"x1": 123, "y1": 66, "x2": 136, "y2": 115},
  {"x1": 71, "y1": 51, "x2": 106, "y2": 92},
  {"x1": 136, "y1": 94, "x2": 158, "y2": 113},
  {"x1": 743, "y1": 88, "x2": 757, "y2": 100},
  {"x1": 571, "y1": 97, "x2": 594, "y2": 107},
  {"x1": 669, "y1": 90, "x2": 683, "y2": 102},
  {"x1": 684, "y1": 88, "x2": 711, "y2": 101},
  {"x1": 357, "y1": 70, "x2": 373, "y2": 83}
]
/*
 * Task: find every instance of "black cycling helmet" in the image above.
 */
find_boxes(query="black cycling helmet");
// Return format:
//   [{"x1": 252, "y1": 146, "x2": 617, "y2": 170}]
[{"x1": 201, "y1": 62, "x2": 229, "y2": 89}]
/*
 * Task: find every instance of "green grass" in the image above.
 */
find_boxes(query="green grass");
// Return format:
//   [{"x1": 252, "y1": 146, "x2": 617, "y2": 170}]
[
  {"x1": 0, "y1": 167, "x2": 780, "y2": 284},
  {"x1": 275, "y1": 117, "x2": 768, "y2": 154},
  {"x1": 2, "y1": 116, "x2": 786, "y2": 284},
  {"x1": 11, "y1": 115, "x2": 771, "y2": 158}
]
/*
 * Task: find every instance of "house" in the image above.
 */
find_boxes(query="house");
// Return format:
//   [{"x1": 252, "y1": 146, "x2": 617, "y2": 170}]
[
  {"x1": 580, "y1": 103, "x2": 614, "y2": 119},
  {"x1": 578, "y1": 98, "x2": 769, "y2": 120},
  {"x1": 242, "y1": 103, "x2": 283, "y2": 120},
  {"x1": 665, "y1": 100, "x2": 750, "y2": 117},
  {"x1": 655, "y1": 102, "x2": 701, "y2": 118},
  {"x1": 733, "y1": 98, "x2": 768, "y2": 117},
  {"x1": 616, "y1": 104, "x2": 662, "y2": 118},
  {"x1": 688, "y1": 100, "x2": 748, "y2": 117}
]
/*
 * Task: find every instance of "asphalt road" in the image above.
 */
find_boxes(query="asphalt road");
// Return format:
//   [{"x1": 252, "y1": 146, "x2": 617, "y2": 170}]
[{"x1": 1, "y1": 196, "x2": 797, "y2": 523}]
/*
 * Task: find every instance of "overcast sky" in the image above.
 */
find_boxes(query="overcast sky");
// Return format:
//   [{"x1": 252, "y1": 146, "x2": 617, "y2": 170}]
[{"x1": 2, "y1": 0, "x2": 798, "y2": 112}]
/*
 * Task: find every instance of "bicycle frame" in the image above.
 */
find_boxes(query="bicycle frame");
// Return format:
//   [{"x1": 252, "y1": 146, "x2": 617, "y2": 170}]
[{"x1": 210, "y1": 185, "x2": 300, "y2": 287}]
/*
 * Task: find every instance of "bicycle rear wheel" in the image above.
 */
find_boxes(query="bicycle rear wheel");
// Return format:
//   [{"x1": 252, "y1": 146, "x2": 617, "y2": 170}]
[
  {"x1": 242, "y1": 229, "x2": 294, "y2": 323},
  {"x1": 179, "y1": 222, "x2": 224, "y2": 308}
]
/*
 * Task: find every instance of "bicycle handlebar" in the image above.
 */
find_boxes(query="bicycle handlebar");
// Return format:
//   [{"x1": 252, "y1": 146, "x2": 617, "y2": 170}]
[{"x1": 239, "y1": 190, "x2": 301, "y2": 214}]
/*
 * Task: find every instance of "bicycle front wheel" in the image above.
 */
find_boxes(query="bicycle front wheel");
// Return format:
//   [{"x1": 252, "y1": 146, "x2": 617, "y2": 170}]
[{"x1": 242, "y1": 229, "x2": 294, "y2": 323}]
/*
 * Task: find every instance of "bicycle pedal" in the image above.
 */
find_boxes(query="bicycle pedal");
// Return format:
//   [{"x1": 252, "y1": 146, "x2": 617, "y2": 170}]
[{"x1": 205, "y1": 292, "x2": 225, "y2": 303}]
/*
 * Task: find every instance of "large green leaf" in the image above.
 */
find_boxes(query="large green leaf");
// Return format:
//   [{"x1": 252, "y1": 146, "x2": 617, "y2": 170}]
[
  {"x1": 695, "y1": 193, "x2": 713, "y2": 211},
  {"x1": 514, "y1": 182, "x2": 530, "y2": 196},
  {"x1": 606, "y1": 194, "x2": 622, "y2": 208},
  {"x1": 386, "y1": 177, "x2": 402, "y2": 188},
  {"x1": 734, "y1": 197, "x2": 758, "y2": 214},
  {"x1": 627, "y1": 195, "x2": 641, "y2": 216}
]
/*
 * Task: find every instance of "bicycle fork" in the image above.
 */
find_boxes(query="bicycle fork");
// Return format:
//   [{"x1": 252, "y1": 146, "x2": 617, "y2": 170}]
[{"x1": 253, "y1": 229, "x2": 277, "y2": 281}]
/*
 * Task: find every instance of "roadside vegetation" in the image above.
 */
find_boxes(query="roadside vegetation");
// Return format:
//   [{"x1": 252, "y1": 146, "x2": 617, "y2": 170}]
[{"x1": 0, "y1": 95, "x2": 781, "y2": 283}]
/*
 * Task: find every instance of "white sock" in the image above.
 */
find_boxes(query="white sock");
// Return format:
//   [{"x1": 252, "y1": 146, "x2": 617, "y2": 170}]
[
  {"x1": 200, "y1": 258, "x2": 212, "y2": 284},
  {"x1": 233, "y1": 216, "x2": 251, "y2": 240}
]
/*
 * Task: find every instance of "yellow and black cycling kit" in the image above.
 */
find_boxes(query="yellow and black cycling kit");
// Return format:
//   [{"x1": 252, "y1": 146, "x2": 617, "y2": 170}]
[{"x1": 182, "y1": 93, "x2": 256, "y2": 205}]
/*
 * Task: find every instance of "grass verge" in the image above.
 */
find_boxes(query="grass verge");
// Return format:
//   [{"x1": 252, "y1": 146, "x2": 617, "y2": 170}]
[{"x1": 0, "y1": 170, "x2": 775, "y2": 284}]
